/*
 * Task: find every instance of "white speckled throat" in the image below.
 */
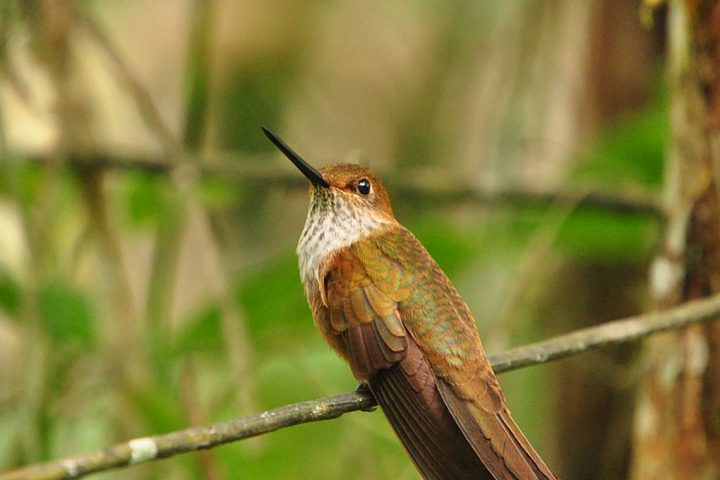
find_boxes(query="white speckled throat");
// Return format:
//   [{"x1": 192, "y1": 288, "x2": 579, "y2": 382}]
[{"x1": 296, "y1": 187, "x2": 393, "y2": 299}]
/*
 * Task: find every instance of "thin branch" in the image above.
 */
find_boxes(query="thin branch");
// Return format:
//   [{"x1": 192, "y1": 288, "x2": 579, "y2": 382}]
[
  {"x1": 488, "y1": 294, "x2": 720, "y2": 372},
  {"x1": 4, "y1": 294, "x2": 720, "y2": 480},
  {"x1": 16, "y1": 151, "x2": 661, "y2": 216}
]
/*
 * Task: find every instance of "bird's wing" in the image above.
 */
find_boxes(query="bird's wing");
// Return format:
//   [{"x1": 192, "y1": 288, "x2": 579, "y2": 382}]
[
  {"x1": 321, "y1": 236, "x2": 490, "y2": 479},
  {"x1": 321, "y1": 243, "x2": 408, "y2": 379},
  {"x1": 358, "y1": 226, "x2": 556, "y2": 480}
]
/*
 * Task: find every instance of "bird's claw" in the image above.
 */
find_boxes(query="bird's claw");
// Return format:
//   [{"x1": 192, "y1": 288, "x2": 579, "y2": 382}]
[{"x1": 355, "y1": 382, "x2": 377, "y2": 412}]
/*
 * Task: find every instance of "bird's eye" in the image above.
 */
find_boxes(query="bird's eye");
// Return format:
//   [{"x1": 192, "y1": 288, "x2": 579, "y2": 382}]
[{"x1": 356, "y1": 178, "x2": 371, "y2": 196}]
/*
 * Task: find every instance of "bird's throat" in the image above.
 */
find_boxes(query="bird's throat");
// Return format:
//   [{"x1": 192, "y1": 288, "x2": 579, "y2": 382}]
[{"x1": 296, "y1": 193, "x2": 394, "y2": 301}]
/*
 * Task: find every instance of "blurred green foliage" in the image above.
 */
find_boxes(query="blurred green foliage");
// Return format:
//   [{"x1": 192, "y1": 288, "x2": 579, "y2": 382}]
[
  {"x1": 124, "y1": 173, "x2": 173, "y2": 227},
  {"x1": 38, "y1": 280, "x2": 96, "y2": 350},
  {"x1": 562, "y1": 92, "x2": 666, "y2": 259},
  {"x1": 557, "y1": 209, "x2": 658, "y2": 260},
  {"x1": 238, "y1": 253, "x2": 310, "y2": 340},
  {"x1": 573, "y1": 91, "x2": 666, "y2": 189},
  {"x1": 217, "y1": 60, "x2": 294, "y2": 154},
  {"x1": 0, "y1": 99, "x2": 665, "y2": 479},
  {"x1": 0, "y1": 267, "x2": 20, "y2": 316},
  {"x1": 0, "y1": 2, "x2": 666, "y2": 479},
  {"x1": 173, "y1": 303, "x2": 223, "y2": 356}
]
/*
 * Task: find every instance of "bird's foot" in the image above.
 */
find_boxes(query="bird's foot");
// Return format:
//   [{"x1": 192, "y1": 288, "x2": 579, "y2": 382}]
[{"x1": 355, "y1": 382, "x2": 377, "y2": 412}]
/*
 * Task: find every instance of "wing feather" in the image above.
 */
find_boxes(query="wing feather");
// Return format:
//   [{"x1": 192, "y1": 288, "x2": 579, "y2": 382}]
[{"x1": 317, "y1": 227, "x2": 557, "y2": 479}]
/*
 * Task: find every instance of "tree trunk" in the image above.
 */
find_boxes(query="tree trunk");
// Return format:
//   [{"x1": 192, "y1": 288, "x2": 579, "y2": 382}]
[{"x1": 631, "y1": 1, "x2": 720, "y2": 478}]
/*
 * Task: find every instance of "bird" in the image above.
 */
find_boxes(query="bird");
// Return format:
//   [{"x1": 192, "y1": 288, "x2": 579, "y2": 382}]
[{"x1": 262, "y1": 127, "x2": 557, "y2": 480}]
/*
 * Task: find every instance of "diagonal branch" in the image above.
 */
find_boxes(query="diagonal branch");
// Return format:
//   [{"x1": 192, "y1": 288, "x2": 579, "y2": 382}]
[{"x1": 4, "y1": 294, "x2": 720, "y2": 480}]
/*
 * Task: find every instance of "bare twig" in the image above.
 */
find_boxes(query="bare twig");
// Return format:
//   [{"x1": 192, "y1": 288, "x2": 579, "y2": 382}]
[
  {"x1": 4, "y1": 294, "x2": 720, "y2": 480},
  {"x1": 16, "y1": 151, "x2": 661, "y2": 216},
  {"x1": 488, "y1": 295, "x2": 720, "y2": 372}
]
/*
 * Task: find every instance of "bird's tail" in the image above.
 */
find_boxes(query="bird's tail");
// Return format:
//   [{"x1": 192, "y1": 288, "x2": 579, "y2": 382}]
[{"x1": 438, "y1": 380, "x2": 558, "y2": 480}]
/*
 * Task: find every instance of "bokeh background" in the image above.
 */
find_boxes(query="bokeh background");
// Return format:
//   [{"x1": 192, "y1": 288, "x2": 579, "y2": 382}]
[{"x1": 0, "y1": 1, "x2": 667, "y2": 479}]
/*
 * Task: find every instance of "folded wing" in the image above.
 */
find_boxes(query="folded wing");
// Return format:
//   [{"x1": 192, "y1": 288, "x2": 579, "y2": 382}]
[{"x1": 318, "y1": 227, "x2": 557, "y2": 480}]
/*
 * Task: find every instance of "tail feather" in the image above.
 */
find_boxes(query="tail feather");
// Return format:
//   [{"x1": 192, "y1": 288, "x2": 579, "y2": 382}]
[
  {"x1": 497, "y1": 408, "x2": 555, "y2": 479},
  {"x1": 369, "y1": 341, "x2": 493, "y2": 479},
  {"x1": 373, "y1": 371, "x2": 448, "y2": 479},
  {"x1": 437, "y1": 379, "x2": 557, "y2": 480}
]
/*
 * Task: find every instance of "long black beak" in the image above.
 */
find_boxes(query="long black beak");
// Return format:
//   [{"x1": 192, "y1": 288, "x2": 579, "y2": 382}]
[{"x1": 261, "y1": 127, "x2": 329, "y2": 188}]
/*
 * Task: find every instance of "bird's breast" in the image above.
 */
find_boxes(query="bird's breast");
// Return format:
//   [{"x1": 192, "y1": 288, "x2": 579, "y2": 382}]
[{"x1": 296, "y1": 198, "x2": 393, "y2": 301}]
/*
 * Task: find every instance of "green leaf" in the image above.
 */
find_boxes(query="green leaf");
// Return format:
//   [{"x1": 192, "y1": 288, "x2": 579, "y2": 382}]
[
  {"x1": 17, "y1": 163, "x2": 44, "y2": 206},
  {"x1": 237, "y1": 253, "x2": 310, "y2": 339},
  {"x1": 0, "y1": 268, "x2": 20, "y2": 316},
  {"x1": 572, "y1": 94, "x2": 666, "y2": 189},
  {"x1": 216, "y1": 60, "x2": 292, "y2": 153},
  {"x1": 173, "y1": 303, "x2": 224, "y2": 356},
  {"x1": 123, "y1": 173, "x2": 170, "y2": 226},
  {"x1": 130, "y1": 385, "x2": 185, "y2": 434},
  {"x1": 38, "y1": 281, "x2": 95, "y2": 349},
  {"x1": 198, "y1": 176, "x2": 240, "y2": 209},
  {"x1": 406, "y1": 217, "x2": 478, "y2": 275},
  {"x1": 556, "y1": 209, "x2": 659, "y2": 260}
]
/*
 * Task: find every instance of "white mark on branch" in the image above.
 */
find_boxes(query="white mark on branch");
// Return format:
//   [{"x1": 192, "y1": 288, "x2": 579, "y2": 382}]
[
  {"x1": 128, "y1": 438, "x2": 158, "y2": 464},
  {"x1": 199, "y1": 427, "x2": 214, "y2": 448},
  {"x1": 62, "y1": 460, "x2": 80, "y2": 477}
]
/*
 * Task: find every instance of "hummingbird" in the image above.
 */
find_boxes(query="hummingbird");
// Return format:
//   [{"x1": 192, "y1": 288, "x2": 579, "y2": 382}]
[{"x1": 262, "y1": 127, "x2": 557, "y2": 480}]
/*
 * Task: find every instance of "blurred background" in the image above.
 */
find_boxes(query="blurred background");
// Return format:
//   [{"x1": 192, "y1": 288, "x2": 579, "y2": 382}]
[{"x1": 0, "y1": 1, "x2": 667, "y2": 479}]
